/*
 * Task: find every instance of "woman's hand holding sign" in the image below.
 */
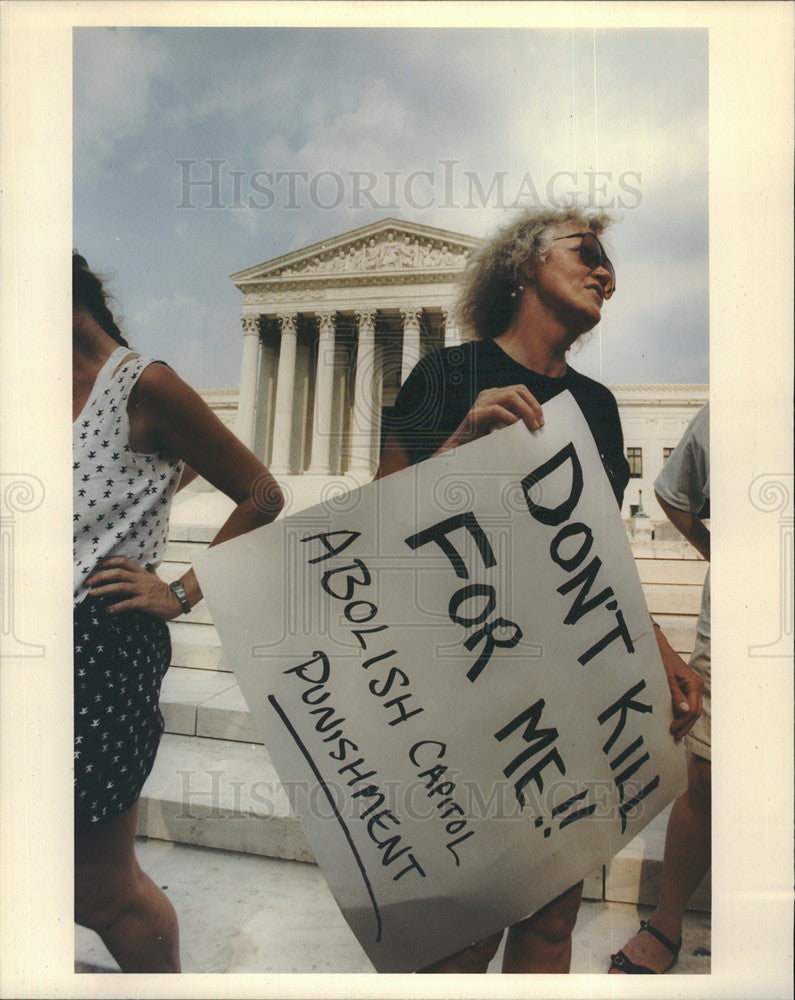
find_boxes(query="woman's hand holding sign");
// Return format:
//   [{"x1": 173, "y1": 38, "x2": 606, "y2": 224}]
[
  {"x1": 439, "y1": 385, "x2": 545, "y2": 455},
  {"x1": 376, "y1": 386, "x2": 545, "y2": 481}
]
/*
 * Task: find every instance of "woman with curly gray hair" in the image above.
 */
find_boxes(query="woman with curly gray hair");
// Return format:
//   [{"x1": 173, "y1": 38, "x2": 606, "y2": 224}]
[
  {"x1": 459, "y1": 206, "x2": 612, "y2": 342},
  {"x1": 378, "y1": 206, "x2": 626, "y2": 498},
  {"x1": 376, "y1": 206, "x2": 703, "y2": 973}
]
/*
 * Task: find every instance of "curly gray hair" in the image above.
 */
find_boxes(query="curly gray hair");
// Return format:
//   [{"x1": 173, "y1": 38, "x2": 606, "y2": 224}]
[{"x1": 458, "y1": 206, "x2": 614, "y2": 340}]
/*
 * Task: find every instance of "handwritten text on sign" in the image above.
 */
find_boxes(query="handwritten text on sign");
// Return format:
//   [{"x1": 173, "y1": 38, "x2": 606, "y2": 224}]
[{"x1": 194, "y1": 392, "x2": 686, "y2": 972}]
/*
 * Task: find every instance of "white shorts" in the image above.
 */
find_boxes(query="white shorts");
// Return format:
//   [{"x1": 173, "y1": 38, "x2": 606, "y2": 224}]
[{"x1": 685, "y1": 631, "x2": 711, "y2": 761}]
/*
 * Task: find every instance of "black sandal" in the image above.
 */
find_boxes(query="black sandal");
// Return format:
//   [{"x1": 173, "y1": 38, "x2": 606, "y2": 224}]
[{"x1": 609, "y1": 919, "x2": 682, "y2": 974}]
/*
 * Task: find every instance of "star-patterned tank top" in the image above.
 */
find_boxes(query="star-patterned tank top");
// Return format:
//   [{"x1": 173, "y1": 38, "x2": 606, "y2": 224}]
[{"x1": 73, "y1": 346, "x2": 184, "y2": 604}]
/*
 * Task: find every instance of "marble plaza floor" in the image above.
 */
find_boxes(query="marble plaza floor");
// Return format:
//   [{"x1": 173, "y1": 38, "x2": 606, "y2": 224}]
[{"x1": 75, "y1": 836, "x2": 711, "y2": 976}]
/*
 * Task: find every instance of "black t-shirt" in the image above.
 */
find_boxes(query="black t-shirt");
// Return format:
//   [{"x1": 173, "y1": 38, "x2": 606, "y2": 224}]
[{"x1": 385, "y1": 338, "x2": 631, "y2": 508}]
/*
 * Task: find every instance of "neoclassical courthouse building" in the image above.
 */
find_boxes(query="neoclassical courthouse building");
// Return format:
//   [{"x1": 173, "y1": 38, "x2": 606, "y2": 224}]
[{"x1": 185, "y1": 217, "x2": 707, "y2": 531}]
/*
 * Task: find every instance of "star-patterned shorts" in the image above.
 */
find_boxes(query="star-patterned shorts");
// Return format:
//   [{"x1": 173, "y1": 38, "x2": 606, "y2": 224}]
[{"x1": 74, "y1": 598, "x2": 171, "y2": 830}]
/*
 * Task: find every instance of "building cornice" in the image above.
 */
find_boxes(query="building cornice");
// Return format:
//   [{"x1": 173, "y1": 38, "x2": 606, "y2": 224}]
[{"x1": 609, "y1": 384, "x2": 709, "y2": 407}]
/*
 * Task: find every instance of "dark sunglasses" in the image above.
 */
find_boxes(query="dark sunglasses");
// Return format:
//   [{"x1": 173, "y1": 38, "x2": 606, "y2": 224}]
[{"x1": 552, "y1": 231, "x2": 615, "y2": 299}]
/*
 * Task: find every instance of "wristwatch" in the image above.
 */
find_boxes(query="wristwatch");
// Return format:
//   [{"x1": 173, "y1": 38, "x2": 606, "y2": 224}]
[{"x1": 169, "y1": 579, "x2": 192, "y2": 615}]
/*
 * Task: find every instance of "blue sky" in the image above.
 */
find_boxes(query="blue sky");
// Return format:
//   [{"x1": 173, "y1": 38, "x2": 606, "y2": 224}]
[{"x1": 74, "y1": 27, "x2": 708, "y2": 390}]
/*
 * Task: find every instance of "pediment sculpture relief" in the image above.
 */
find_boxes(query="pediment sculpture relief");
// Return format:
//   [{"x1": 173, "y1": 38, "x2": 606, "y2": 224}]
[{"x1": 271, "y1": 233, "x2": 470, "y2": 278}]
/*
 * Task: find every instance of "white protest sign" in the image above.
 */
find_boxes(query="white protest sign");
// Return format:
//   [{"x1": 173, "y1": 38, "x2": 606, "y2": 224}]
[{"x1": 194, "y1": 391, "x2": 686, "y2": 972}]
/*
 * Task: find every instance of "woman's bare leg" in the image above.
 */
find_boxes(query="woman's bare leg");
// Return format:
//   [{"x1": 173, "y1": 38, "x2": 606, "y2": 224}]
[
  {"x1": 610, "y1": 752, "x2": 711, "y2": 973},
  {"x1": 502, "y1": 881, "x2": 583, "y2": 973},
  {"x1": 418, "y1": 930, "x2": 504, "y2": 973},
  {"x1": 75, "y1": 801, "x2": 180, "y2": 973}
]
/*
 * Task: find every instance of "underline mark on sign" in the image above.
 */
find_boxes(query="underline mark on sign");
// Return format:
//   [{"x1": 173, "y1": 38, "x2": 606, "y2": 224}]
[{"x1": 267, "y1": 694, "x2": 383, "y2": 943}]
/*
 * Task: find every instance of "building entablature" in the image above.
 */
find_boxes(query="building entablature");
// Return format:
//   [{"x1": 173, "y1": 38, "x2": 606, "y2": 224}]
[
  {"x1": 610, "y1": 385, "x2": 709, "y2": 408},
  {"x1": 239, "y1": 284, "x2": 464, "y2": 317}
]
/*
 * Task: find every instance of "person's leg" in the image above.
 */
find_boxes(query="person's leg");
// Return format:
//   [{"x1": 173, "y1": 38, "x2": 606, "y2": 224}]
[
  {"x1": 75, "y1": 801, "x2": 180, "y2": 973},
  {"x1": 502, "y1": 881, "x2": 583, "y2": 973},
  {"x1": 418, "y1": 930, "x2": 503, "y2": 973},
  {"x1": 653, "y1": 752, "x2": 711, "y2": 932},
  {"x1": 610, "y1": 751, "x2": 711, "y2": 973}
]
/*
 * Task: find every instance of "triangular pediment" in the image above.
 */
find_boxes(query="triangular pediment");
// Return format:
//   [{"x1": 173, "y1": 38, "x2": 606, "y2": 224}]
[{"x1": 230, "y1": 218, "x2": 478, "y2": 291}]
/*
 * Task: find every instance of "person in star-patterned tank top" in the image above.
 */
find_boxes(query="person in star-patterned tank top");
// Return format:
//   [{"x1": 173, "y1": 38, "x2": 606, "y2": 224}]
[{"x1": 73, "y1": 253, "x2": 284, "y2": 972}]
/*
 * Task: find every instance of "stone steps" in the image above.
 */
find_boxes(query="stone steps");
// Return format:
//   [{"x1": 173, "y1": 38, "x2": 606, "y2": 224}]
[
  {"x1": 137, "y1": 732, "x2": 314, "y2": 863},
  {"x1": 605, "y1": 805, "x2": 711, "y2": 911},
  {"x1": 159, "y1": 665, "x2": 235, "y2": 734},
  {"x1": 160, "y1": 666, "x2": 260, "y2": 742},
  {"x1": 144, "y1": 664, "x2": 709, "y2": 912}
]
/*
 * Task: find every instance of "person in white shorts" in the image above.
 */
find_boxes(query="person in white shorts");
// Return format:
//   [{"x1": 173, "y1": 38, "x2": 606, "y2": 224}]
[{"x1": 610, "y1": 402, "x2": 710, "y2": 975}]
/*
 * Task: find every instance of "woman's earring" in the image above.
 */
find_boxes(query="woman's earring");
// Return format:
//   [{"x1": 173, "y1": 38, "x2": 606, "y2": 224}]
[{"x1": 511, "y1": 282, "x2": 525, "y2": 299}]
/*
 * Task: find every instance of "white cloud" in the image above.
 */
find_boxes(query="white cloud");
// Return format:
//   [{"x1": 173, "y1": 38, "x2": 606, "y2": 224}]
[
  {"x1": 74, "y1": 29, "x2": 169, "y2": 170},
  {"x1": 74, "y1": 28, "x2": 709, "y2": 389},
  {"x1": 129, "y1": 291, "x2": 240, "y2": 390},
  {"x1": 257, "y1": 79, "x2": 413, "y2": 172}
]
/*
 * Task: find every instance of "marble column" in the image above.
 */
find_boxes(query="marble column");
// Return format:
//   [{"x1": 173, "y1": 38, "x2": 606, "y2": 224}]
[
  {"x1": 349, "y1": 309, "x2": 378, "y2": 475},
  {"x1": 253, "y1": 337, "x2": 277, "y2": 464},
  {"x1": 308, "y1": 311, "x2": 336, "y2": 475},
  {"x1": 236, "y1": 315, "x2": 261, "y2": 449},
  {"x1": 269, "y1": 313, "x2": 299, "y2": 475},
  {"x1": 443, "y1": 307, "x2": 463, "y2": 347},
  {"x1": 400, "y1": 305, "x2": 422, "y2": 384}
]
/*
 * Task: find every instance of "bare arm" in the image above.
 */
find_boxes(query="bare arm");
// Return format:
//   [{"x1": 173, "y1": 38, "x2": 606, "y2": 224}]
[
  {"x1": 652, "y1": 491, "x2": 708, "y2": 736},
  {"x1": 436, "y1": 385, "x2": 544, "y2": 454},
  {"x1": 374, "y1": 434, "x2": 412, "y2": 480},
  {"x1": 86, "y1": 363, "x2": 284, "y2": 618},
  {"x1": 655, "y1": 490, "x2": 710, "y2": 561},
  {"x1": 652, "y1": 623, "x2": 704, "y2": 740},
  {"x1": 176, "y1": 463, "x2": 200, "y2": 492}
]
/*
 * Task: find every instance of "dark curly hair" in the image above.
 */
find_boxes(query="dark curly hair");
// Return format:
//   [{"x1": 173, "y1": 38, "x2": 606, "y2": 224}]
[{"x1": 72, "y1": 252, "x2": 130, "y2": 348}]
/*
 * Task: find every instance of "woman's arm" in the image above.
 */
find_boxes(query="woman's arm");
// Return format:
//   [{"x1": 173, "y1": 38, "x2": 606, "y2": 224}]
[
  {"x1": 652, "y1": 622, "x2": 704, "y2": 740},
  {"x1": 650, "y1": 494, "x2": 708, "y2": 737},
  {"x1": 435, "y1": 385, "x2": 544, "y2": 454},
  {"x1": 374, "y1": 435, "x2": 412, "y2": 480},
  {"x1": 86, "y1": 363, "x2": 284, "y2": 618},
  {"x1": 655, "y1": 491, "x2": 710, "y2": 561},
  {"x1": 374, "y1": 385, "x2": 545, "y2": 481},
  {"x1": 176, "y1": 463, "x2": 200, "y2": 492}
]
